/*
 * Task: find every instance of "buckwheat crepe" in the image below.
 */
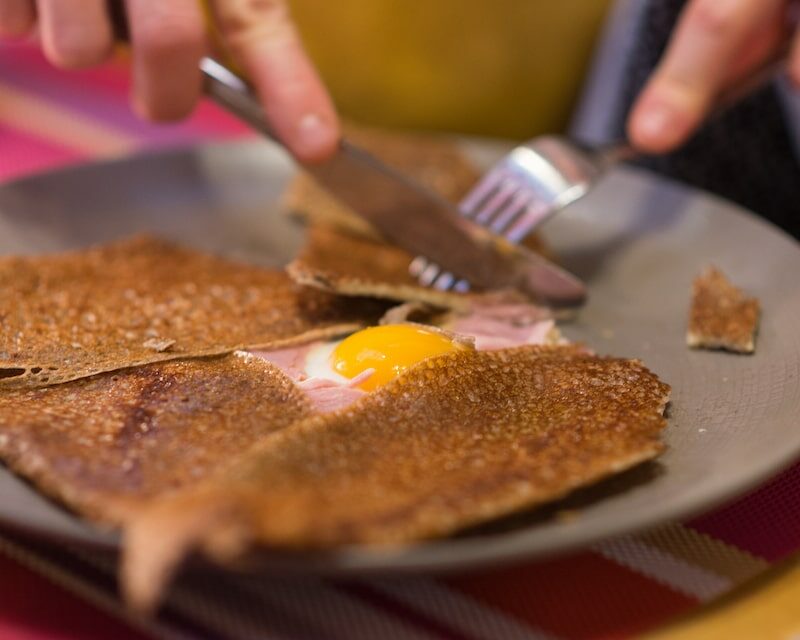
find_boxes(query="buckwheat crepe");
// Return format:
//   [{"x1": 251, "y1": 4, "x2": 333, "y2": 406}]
[
  {"x1": 0, "y1": 235, "x2": 387, "y2": 389},
  {"x1": 123, "y1": 345, "x2": 669, "y2": 609}
]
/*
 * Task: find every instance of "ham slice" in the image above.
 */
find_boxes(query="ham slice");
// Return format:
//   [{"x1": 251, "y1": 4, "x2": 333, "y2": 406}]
[
  {"x1": 251, "y1": 301, "x2": 560, "y2": 412},
  {"x1": 249, "y1": 344, "x2": 313, "y2": 380},
  {"x1": 297, "y1": 370, "x2": 373, "y2": 412},
  {"x1": 459, "y1": 319, "x2": 557, "y2": 350},
  {"x1": 447, "y1": 301, "x2": 559, "y2": 350},
  {"x1": 249, "y1": 346, "x2": 373, "y2": 412}
]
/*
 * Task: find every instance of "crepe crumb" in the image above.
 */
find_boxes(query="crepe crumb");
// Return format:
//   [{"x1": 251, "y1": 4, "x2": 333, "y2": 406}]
[
  {"x1": 687, "y1": 266, "x2": 760, "y2": 354},
  {"x1": 142, "y1": 338, "x2": 176, "y2": 353}
]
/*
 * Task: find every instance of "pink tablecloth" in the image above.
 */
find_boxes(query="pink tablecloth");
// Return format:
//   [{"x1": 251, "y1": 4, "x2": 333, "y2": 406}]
[{"x1": 2, "y1": 41, "x2": 800, "y2": 640}]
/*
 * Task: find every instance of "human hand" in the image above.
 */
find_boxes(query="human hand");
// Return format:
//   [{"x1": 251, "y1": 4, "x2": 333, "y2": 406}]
[
  {"x1": 0, "y1": 0, "x2": 339, "y2": 163},
  {"x1": 628, "y1": 0, "x2": 796, "y2": 153}
]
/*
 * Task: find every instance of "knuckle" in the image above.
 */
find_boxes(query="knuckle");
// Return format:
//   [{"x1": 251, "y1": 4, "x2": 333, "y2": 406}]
[
  {"x1": 48, "y1": 27, "x2": 112, "y2": 68},
  {"x1": 216, "y1": 0, "x2": 293, "y2": 43},
  {"x1": 790, "y1": 64, "x2": 800, "y2": 89},
  {"x1": 140, "y1": 26, "x2": 201, "y2": 60},
  {"x1": 0, "y1": 7, "x2": 34, "y2": 38},
  {"x1": 657, "y1": 69, "x2": 699, "y2": 95},
  {"x1": 686, "y1": 0, "x2": 738, "y2": 38},
  {"x1": 136, "y1": 9, "x2": 204, "y2": 61}
]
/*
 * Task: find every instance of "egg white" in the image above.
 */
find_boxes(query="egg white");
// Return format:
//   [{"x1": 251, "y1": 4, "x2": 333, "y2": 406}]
[{"x1": 302, "y1": 339, "x2": 350, "y2": 384}]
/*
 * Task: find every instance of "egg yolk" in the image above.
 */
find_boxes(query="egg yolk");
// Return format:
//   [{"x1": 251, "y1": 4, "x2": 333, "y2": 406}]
[{"x1": 331, "y1": 325, "x2": 466, "y2": 391}]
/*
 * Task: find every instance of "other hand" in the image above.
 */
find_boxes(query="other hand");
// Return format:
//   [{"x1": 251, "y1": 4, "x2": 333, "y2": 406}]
[{"x1": 628, "y1": 0, "x2": 796, "y2": 153}]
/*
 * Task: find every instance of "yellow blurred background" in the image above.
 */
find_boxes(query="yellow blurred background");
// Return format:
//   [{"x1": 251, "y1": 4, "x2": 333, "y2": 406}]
[{"x1": 289, "y1": 0, "x2": 613, "y2": 139}]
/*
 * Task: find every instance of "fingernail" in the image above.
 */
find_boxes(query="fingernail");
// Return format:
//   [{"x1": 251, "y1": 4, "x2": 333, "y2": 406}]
[
  {"x1": 636, "y1": 102, "x2": 677, "y2": 141},
  {"x1": 296, "y1": 113, "x2": 334, "y2": 158}
]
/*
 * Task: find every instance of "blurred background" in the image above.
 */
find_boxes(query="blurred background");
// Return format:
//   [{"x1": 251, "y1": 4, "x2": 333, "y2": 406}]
[
  {"x1": 1, "y1": 0, "x2": 796, "y2": 225},
  {"x1": 289, "y1": 0, "x2": 613, "y2": 138},
  {"x1": 0, "y1": 0, "x2": 616, "y2": 182}
]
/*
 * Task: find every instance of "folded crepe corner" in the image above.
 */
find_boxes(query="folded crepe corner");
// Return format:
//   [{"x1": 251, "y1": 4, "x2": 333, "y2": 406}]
[{"x1": 122, "y1": 490, "x2": 249, "y2": 613}]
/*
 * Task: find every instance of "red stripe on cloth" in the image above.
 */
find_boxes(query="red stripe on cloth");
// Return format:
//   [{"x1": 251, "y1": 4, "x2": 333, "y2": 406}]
[
  {"x1": 188, "y1": 99, "x2": 256, "y2": 139},
  {"x1": 444, "y1": 552, "x2": 697, "y2": 639},
  {"x1": 0, "y1": 553, "x2": 148, "y2": 640},
  {"x1": 688, "y1": 461, "x2": 800, "y2": 562},
  {"x1": 335, "y1": 581, "x2": 470, "y2": 640},
  {"x1": 1, "y1": 44, "x2": 131, "y2": 95},
  {"x1": 0, "y1": 43, "x2": 252, "y2": 142},
  {"x1": 0, "y1": 125, "x2": 86, "y2": 182}
]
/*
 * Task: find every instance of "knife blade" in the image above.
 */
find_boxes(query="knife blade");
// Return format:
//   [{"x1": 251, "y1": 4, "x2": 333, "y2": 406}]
[{"x1": 202, "y1": 58, "x2": 587, "y2": 306}]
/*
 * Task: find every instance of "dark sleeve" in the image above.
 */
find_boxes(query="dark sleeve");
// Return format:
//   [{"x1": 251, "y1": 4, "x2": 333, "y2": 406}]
[{"x1": 573, "y1": 0, "x2": 800, "y2": 235}]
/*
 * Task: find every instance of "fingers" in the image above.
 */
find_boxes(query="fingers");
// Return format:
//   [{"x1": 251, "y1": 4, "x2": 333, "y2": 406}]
[
  {"x1": 723, "y1": 8, "x2": 787, "y2": 84},
  {"x1": 628, "y1": 0, "x2": 784, "y2": 153},
  {"x1": 0, "y1": 0, "x2": 35, "y2": 38},
  {"x1": 790, "y1": 24, "x2": 800, "y2": 87},
  {"x1": 125, "y1": 0, "x2": 205, "y2": 121},
  {"x1": 211, "y1": 0, "x2": 339, "y2": 164},
  {"x1": 36, "y1": 0, "x2": 114, "y2": 68}
]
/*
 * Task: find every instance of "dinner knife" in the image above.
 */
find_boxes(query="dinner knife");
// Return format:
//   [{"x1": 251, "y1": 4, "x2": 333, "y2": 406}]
[
  {"x1": 109, "y1": 2, "x2": 586, "y2": 306},
  {"x1": 202, "y1": 59, "x2": 586, "y2": 306}
]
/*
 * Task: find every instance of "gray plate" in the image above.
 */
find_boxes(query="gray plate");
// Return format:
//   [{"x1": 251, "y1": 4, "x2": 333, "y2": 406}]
[{"x1": 1, "y1": 141, "x2": 799, "y2": 575}]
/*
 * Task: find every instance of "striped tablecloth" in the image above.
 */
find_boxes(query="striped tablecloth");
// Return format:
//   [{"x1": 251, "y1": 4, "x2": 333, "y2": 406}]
[{"x1": 2, "y1": 41, "x2": 800, "y2": 640}]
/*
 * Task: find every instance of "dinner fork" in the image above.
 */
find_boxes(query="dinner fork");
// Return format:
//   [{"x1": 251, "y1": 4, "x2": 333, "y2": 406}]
[{"x1": 411, "y1": 46, "x2": 791, "y2": 293}]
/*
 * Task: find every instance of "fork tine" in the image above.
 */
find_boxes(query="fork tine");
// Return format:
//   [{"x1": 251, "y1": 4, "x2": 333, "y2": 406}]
[
  {"x1": 419, "y1": 262, "x2": 444, "y2": 287},
  {"x1": 413, "y1": 173, "x2": 526, "y2": 291},
  {"x1": 411, "y1": 173, "x2": 506, "y2": 289},
  {"x1": 487, "y1": 189, "x2": 531, "y2": 234},
  {"x1": 473, "y1": 179, "x2": 520, "y2": 225},
  {"x1": 409, "y1": 255, "x2": 429, "y2": 277},
  {"x1": 459, "y1": 167, "x2": 508, "y2": 217},
  {"x1": 430, "y1": 271, "x2": 471, "y2": 292},
  {"x1": 412, "y1": 261, "x2": 471, "y2": 293},
  {"x1": 505, "y1": 199, "x2": 552, "y2": 243},
  {"x1": 412, "y1": 157, "x2": 550, "y2": 292},
  {"x1": 431, "y1": 271, "x2": 456, "y2": 290}
]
